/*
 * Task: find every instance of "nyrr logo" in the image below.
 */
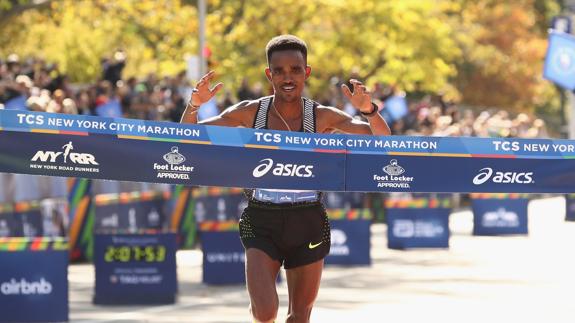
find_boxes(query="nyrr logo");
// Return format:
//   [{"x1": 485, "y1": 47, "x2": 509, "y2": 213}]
[
  {"x1": 31, "y1": 141, "x2": 98, "y2": 165},
  {"x1": 472, "y1": 167, "x2": 534, "y2": 185},
  {"x1": 0, "y1": 278, "x2": 53, "y2": 295},
  {"x1": 252, "y1": 158, "x2": 314, "y2": 178}
]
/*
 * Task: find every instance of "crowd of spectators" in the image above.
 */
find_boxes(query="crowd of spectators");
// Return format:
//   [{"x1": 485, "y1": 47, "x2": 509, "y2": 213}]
[
  {"x1": 318, "y1": 73, "x2": 549, "y2": 139},
  {"x1": 391, "y1": 97, "x2": 549, "y2": 139},
  {"x1": 0, "y1": 53, "x2": 549, "y2": 139},
  {"x1": 0, "y1": 52, "x2": 193, "y2": 122}
]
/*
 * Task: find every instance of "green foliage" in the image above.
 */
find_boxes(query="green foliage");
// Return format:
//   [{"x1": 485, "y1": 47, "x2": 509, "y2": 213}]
[
  {"x1": 451, "y1": 0, "x2": 561, "y2": 113},
  {"x1": 207, "y1": 0, "x2": 462, "y2": 100},
  {"x1": 0, "y1": 0, "x2": 564, "y2": 118},
  {"x1": 0, "y1": 0, "x2": 198, "y2": 82}
]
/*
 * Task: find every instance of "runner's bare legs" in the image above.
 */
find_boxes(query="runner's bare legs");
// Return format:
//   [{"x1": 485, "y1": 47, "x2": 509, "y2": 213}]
[
  {"x1": 286, "y1": 260, "x2": 323, "y2": 323},
  {"x1": 246, "y1": 248, "x2": 282, "y2": 322}
]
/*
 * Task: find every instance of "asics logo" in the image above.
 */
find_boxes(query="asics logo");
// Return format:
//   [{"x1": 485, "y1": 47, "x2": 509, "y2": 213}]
[
  {"x1": 252, "y1": 158, "x2": 314, "y2": 178},
  {"x1": 473, "y1": 167, "x2": 534, "y2": 185},
  {"x1": 473, "y1": 167, "x2": 493, "y2": 185},
  {"x1": 252, "y1": 158, "x2": 275, "y2": 177}
]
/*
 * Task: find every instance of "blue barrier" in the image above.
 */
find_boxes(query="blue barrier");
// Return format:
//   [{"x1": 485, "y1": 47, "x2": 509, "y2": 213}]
[
  {"x1": 386, "y1": 207, "x2": 450, "y2": 249},
  {"x1": 471, "y1": 196, "x2": 529, "y2": 235},
  {"x1": 93, "y1": 233, "x2": 178, "y2": 304},
  {"x1": 325, "y1": 210, "x2": 371, "y2": 266},
  {"x1": 199, "y1": 222, "x2": 245, "y2": 285},
  {"x1": 565, "y1": 194, "x2": 575, "y2": 221},
  {"x1": 385, "y1": 194, "x2": 451, "y2": 249},
  {"x1": 0, "y1": 238, "x2": 68, "y2": 323}
]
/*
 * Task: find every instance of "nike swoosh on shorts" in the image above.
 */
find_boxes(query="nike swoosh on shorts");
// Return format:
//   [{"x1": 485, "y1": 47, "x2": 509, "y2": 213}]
[{"x1": 308, "y1": 241, "x2": 323, "y2": 249}]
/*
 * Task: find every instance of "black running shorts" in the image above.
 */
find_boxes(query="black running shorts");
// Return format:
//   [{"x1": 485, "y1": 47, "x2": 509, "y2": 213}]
[{"x1": 239, "y1": 201, "x2": 331, "y2": 269}]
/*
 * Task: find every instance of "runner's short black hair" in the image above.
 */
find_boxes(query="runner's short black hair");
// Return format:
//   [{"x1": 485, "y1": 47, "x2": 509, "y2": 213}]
[{"x1": 266, "y1": 35, "x2": 308, "y2": 66}]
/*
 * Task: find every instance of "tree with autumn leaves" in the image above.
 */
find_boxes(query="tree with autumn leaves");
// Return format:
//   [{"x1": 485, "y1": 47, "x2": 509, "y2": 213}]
[{"x1": 0, "y1": 0, "x2": 562, "y2": 117}]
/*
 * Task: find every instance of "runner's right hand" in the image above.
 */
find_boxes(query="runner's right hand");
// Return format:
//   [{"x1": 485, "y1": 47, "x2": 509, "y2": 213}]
[{"x1": 189, "y1": 71, "x2": 223, "y2": 107}]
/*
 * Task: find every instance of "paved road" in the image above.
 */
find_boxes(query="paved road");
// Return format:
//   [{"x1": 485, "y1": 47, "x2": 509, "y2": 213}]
[{"x1": 69, "y1": 196, "x2": 575, "y2": 323}]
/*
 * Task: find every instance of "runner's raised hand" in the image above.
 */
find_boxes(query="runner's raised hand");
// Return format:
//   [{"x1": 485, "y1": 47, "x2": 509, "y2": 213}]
[
  {"x1": 189, "y1": 70, "x2": 224, "y2": 108},
  {"x1": 341, "y1": 79, "x2": 374, "y2": 114}
]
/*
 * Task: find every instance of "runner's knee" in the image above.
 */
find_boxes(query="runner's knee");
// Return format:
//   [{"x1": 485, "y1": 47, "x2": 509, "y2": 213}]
[{"x1": 250, "y1": 298, "x2": 278, "y2": 323}]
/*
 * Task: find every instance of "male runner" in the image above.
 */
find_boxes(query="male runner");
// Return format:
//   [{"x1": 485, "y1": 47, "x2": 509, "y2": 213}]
[{"x1": 181, "y1": 35, "x2": 390, "y2": 323}]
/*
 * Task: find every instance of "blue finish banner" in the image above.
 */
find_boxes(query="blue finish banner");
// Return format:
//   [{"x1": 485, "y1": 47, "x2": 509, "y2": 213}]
[
  {"x1": 471, "y1": 199, "x2": 529, "y2": 235},
  {"x1": 386, "y1": 208, "x2": 450, "y2": 249},
  {"x1": 0, "y1": 247, "x2": 68, "y2": 322},
  {"x1": 93, "y1": 233, "x2": 178, "y2": 304},
  {"x1": 4, "y1": 110, "x2": 575, "y2": 192}
]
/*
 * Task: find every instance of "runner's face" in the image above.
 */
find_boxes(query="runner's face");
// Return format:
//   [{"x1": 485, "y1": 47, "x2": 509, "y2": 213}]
[{"x1": 265, "y1": 50, "x2": 311, "y2": 102}]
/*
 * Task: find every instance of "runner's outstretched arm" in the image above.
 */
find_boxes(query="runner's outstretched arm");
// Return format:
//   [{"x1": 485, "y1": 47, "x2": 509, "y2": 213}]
[{"x1": 180, "y1": 71, "x2": 252, "y2": 127}]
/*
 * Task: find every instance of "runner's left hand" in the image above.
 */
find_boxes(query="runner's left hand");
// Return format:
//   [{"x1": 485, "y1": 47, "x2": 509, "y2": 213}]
[{"x1": 341, "y1": 79, "x2": 373, "y2": 113}]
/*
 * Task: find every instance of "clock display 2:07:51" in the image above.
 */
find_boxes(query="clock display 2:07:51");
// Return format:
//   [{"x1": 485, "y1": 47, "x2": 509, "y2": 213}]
[{"x1": 104, "y1": 245, "x2": 167, "y2": 262}]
